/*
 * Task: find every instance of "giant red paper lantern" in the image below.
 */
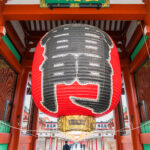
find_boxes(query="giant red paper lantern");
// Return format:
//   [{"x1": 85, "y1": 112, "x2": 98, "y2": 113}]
[{"x1": 31, "y1": 24, "x2": 121, "y2": 119}]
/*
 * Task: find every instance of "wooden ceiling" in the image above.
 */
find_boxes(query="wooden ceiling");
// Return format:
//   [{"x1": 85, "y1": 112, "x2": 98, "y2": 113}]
[{"x1": 18, "y1": 20, "x2": 131, "y2": 53}]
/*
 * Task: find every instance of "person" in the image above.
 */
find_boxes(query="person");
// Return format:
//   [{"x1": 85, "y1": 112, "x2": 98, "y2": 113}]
[{"x1": 63, "y1": 141, "x2": 70, "y2": 150}]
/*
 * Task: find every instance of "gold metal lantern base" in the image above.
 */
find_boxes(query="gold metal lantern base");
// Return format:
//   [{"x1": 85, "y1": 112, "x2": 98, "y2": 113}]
[{"x1": 58, "y1": 115, "x2": 96, "y2": 132}]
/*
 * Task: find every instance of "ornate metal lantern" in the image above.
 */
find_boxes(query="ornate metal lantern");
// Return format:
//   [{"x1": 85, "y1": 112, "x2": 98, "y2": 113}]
[{"x1": 31, "y1": 24, "x2": 121, "y2": 132}]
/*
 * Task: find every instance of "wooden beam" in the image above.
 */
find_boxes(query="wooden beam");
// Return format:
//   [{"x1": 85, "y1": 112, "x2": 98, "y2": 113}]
[
  {"x1": 129, "y1": 43, "x2": 149, "y2": 73},
  {"x1": 120, "y1": 136, "x2": 131, "y2": 144},
  {"x1": 31, "y1": 105, "x2": 39, "y2": 150},
  {"x1": 19, "y1": 21, "x2": 28, "y2": 36},
  {"x1": 0, "y1": 1, "x2": 5, "y2": 26},
  {"x1": 5, "y1": 21, "x2": 25, "y2": 56},
  {"x1": 126, "y1": 23, "x2": 143, "y2": 56},
  {"x1": 113, "y1": 107, "x2": 121, "y2": 150},
  {"x1": 23, "y1": 52, "x2": 34, "y2": 60},
  {"x1": 3, "y1": 4, "x2": 146, "y2": 20},
  {"x1": 140, "y1": 133, "x2": 150, "y2": 144},
  {"x1": 0, "y1": 25, "x2": 5, "y2": 36},
  {"x1": 124, "y1": 21, "x2": 131, "y2": 34},
  {"x1": 8, "y1": 69, "x2": 29, "y2": 150},
  {"x1": 122, "y1": 61, "x2": 143, "y2": 150},
  {"x1": 0, "y1": 39, "x2": 22, "y2": 73},
  {"x1": 144, "y1": 0, "x2": 150, "y2": 26},
  {"x1": 117, "y1": 100, "x2": 126, "y2": 135},
  {"x1": 0, "y1": 133, "x2": 10, "y2": 144},
  {"x1": 19, "y1": 21, "x2": 30, "y2": 49},
  {"x1": 120, "y1": 58, "x2": 129, "y2": 69},
  {"x1": 22, "y1": 59, "x2": 33, "y2": 71},
  {"x1": 20, "y1": 135, "x2": 33, "y2": 144},
  {"x1": 122, "y1": 21, "x2": 131, "y2": 48}
]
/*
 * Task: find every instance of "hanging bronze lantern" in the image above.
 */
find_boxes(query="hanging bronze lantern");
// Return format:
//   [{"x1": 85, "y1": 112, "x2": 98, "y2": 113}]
[{"x1": 31, "y1": 24, "x2": 121, "y2": 132}]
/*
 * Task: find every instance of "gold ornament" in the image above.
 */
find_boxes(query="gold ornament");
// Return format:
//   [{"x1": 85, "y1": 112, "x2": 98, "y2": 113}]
[{"x1": 58, "y1": 115, "x2": 96, "y2": 132}]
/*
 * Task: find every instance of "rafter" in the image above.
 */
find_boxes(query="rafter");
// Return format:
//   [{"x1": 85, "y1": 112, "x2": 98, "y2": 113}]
[
  {"x1": 123, "y1": 21, "x2": 131, "y2": 34},
  {"x1": 19, "y1": 21, "x2": 28, "y2": 36},
  {"x1": 5, "y1": 21, "x2": 25, "y2": 56},
  {"x1": 119, "y1": 21, "x2": 131, "y2": 56},
  {"x1": 126, "y1": 23, "x2": 143, "y2": 56}
]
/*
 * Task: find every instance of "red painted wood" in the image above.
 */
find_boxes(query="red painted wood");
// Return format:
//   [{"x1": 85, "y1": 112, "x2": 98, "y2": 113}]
[
  {"x1": 19, "y1": 143, "x2": 32, "y2": 150},
  {"x1": 3, "y1": 5, "x2": 146, "y2": 20},
  {"x1": 140, "y1": 133, "x2": 150, "y2": 144},
  {"x1": 5, "y1": 21, "x2": 25, "y2": 55},
  {"x1": 122, "y1": 62, "x2": 143, "y2": 150},
  {"x1": 8, "y1": 69, "x2": 29, "y2": 150},
  {"x1": 0, "y1": 25, "x2": 5, "y2": 36},
  {"x1": 120, "y1": 136, "x2": 131, "y2": 144},
  {"x1": 0, "y1": 133, "x2": 10, "y2": 144},
  {"x1": 126, "y1": 24, "x2": 143, "y2": 56},
  {"x1": 121, "y1": 143, "x2": 132, "y2": 150},
  {"x1": 0, "y1": 2, "x2": 5, "y2": 26},
  {"x1": 20, "y1": 135, "x2": 33, "y2": 144},
  {"x1": 130, "y1": 44, "x2": 150, "y2": 73},
  {"x1": 114, "y1": 107, "x2": 121, "y2": 150},
  {"x1": 114, "y1": 21, "x2": 117, "y2": 31},
  {"x1": 33, "y1": 21, "x2": 37, "y2": 31},
  {"x1": 0, "y1": 39, "x2": 22, "y2": 73},
  {"x1": 144, "y1": 0, "x2": 150, "y2": 26},
  {"x1": 31, "y1": 105, "x2": 39, "y2": 150}
]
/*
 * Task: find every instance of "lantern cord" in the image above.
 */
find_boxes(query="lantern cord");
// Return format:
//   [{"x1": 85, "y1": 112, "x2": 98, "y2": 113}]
[
  {"x1": 0, "y1": 121, "x2": 38, "y2": 138},
  {"x1": 140, "y1": 22, "x2": 150, "y2": 59},
  {"x1": 1, "y1": 120, "x2": 150, "y2": 136}
]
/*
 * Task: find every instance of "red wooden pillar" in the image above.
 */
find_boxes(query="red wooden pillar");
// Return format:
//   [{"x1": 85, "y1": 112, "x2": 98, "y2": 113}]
[
  {"x1": 0, "y1": 20, "x2": 5, "y2": 37},
  {"x1": 0, "y1": 1, "x2": 5, "y2": 27},
  {"x1": 113, "y1": 106, "x2": 121, "y2": 150},
  {"x1": 144, "y1": 0, "x2": 150, "y2": 26},
  {"x1": 56, "y1": 138, "x2": 58, "y2": 150},
  {"x1": 8, "y1": 69, "x2": 28, "y2": 150},
  {"x1": 122, "y1": 60, "x2": 143, "y2": 150},
  {"x1": 32, "y1": 105, "x2": 39, "y2": 150},
  {"x1": 96, "y1": 139, "x2": 97, "y2": 150},
  {"x1": 92, "y1": 140, "x2": 93, "y2": 150},
  {"x1": 0, "y1": 4, "x2": 23, "y2": 149},
  {"x1": 49, "y1": 137, "x2": 52, "y2": 150}
]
